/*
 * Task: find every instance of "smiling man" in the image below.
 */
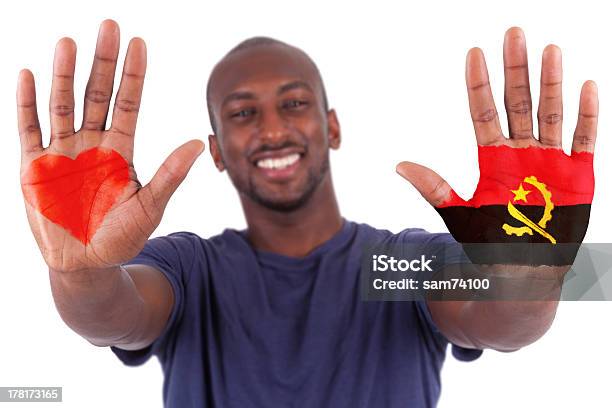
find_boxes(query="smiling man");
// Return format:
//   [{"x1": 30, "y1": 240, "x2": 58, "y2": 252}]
[{"x1": 18, "y1": 20, "x2": 597, "y2": 408}]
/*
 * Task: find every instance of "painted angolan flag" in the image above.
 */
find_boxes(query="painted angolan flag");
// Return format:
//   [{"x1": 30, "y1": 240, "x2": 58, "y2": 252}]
[{"x1": 435, "y1": 145, "x2": 594, "y2": 265}]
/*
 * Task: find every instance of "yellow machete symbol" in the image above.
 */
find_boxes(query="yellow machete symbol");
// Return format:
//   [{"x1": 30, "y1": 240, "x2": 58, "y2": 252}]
[{"x1": 502, "y1": 176, "x2": 557, "y2": 244}]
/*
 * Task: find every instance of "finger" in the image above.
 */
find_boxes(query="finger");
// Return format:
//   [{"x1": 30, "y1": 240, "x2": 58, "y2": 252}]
[
  {"x1": 396, "y1": 161, "x2": 464, "y2": 207},
  {"x1": 503, "y1": 27, "x2": 534, "y2": 140},
  {"x1": 537, "y1": 45, "x2": 563, "y2": 147},
  {"x1": 17, "y1": 69, "x2": 43, "y2": 155},
  {"x1": 49, "y1": 37, "x2": 76, "y2": 142},
  {"x1": 138, "y1": 140, "x2": 205, "y2": 220},
  {"x1": 109, "y1": 37, "x2": 146, "y2": 142},
  {"x1": 82, "y1": 19, "x2": 120, "y2": 131},
  {"x1": 572, "y1": 81, "x2": 598, "y2": 154},
  {"x1": 466, "y1": 47, "x2": 504, "y2": 145}
]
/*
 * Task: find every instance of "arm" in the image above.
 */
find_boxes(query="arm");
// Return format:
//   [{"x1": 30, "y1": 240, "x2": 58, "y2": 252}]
[
  {"x1": 17, "y1": 21, "x2": 203, "y2": 349},
  {"x1": 49, "y1": 264, "x2": 173, "y2": 350},
  {"x1": 428, "y1": 298, "x2": 557, "y2": 352},
  {"x1": 397, "y1": 27, "x2": 598, "y2": 351},
  {"x1": 427, "y1": 264, "x2": 567, "y2": 352}
]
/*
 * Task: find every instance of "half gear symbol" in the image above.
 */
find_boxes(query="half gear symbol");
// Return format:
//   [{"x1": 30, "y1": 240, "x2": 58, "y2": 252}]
[{"x1": 502, "y1": 176, "x2": 557, "y2": 244}]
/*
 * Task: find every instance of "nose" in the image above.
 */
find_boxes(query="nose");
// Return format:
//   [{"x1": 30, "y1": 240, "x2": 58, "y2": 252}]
[{"x1": 258, "y1": 109, "x2": 288, "y2": 144}]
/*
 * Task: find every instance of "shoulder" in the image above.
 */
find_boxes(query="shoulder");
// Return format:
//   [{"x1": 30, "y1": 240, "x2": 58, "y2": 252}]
[
  {"x1": 145, "y1": 228, "x2": 250, "y2": 253},
  {"x1": 142, "y1": 231, "x2": 205, "y2": 259},
  {"x1": 348, "y1": 220, "x2": 456, "y2": 246},
  {"x1": 392, "y1": 228, "x2": 457, "y2": 246},
  {"x1": 131, "y1": 228, "x2": 252, "y2": 270}
]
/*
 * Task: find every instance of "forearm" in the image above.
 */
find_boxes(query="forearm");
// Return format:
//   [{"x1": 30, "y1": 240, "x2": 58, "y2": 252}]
[
  {"x1": 430, "y1": 264, "x2": 568, "y2": 351},
  {"x1": 455, "y1": 299, "x2": 559, "y2": 351},
  {"x1": 49, "y1": 265, "x2": 147, "y2": 347}
]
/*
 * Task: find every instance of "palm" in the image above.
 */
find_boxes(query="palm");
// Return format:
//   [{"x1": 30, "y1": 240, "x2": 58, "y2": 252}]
[
  {"x1": 397, "y1": 27, "x2": 598, "y2": 248},
  {"x1": 17, "y1": 20, "x2": 203, "y2": 272},
  {"x1": 21, "y1": 132, "x2": 143, "y2": 271}
]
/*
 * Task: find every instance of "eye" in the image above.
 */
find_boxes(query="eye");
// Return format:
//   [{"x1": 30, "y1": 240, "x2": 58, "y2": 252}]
[
  {"x1": 283, "y1": 100, "x2": 309, "y2": 110},
  {"x1": 230, "y1": 108, "x2": 256, "y2": 119}
]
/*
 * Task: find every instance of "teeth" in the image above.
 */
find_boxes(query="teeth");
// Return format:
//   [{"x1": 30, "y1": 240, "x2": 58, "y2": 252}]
[{"x1": 257, "y1": 153, "x2": 300, "y2": 170}]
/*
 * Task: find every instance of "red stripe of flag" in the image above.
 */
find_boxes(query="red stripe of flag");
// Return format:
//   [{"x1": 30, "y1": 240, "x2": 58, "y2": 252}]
[{"x1": 437, "y1": 145, "x2": 594, "y2": 208}]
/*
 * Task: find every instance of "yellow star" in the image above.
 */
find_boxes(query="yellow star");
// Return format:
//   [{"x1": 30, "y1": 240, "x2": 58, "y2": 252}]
[{"x1": 511, "y1": 183, "x2": 531, "y2": 203}]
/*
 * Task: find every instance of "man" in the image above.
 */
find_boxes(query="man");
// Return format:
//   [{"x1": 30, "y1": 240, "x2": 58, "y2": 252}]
[{"x1": 17, "y1": 19, "x2": 597, "y2": 407}]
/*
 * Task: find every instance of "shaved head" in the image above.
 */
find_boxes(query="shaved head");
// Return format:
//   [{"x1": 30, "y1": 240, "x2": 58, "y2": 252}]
[{"x1": 206, "y1": 37, "x2": 329, "y2": 134}]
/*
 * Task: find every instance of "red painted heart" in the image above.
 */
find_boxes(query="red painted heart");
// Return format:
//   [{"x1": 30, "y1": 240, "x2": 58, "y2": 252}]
[{"x1": 22, "y1": 147, "x2": 130, "y2": 245}]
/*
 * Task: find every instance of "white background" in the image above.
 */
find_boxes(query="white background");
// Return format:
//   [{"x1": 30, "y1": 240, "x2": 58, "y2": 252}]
[{"x1": 1, "y1": 0, "x2": 610, "y2": 407}]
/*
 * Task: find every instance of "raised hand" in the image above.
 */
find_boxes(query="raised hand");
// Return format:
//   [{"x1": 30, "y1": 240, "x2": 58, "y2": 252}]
[
  {"x1": 397, "y1": 27, "x2": 597, "y2": 264},
  {"x1": 18, "y1": 20, "x2": 204, "y2": 273}
]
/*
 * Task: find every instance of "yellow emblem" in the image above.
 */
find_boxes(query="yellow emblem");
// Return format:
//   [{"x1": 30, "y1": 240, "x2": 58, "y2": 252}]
[{"x1": 502, "y1": 176, "x2": 557, "y2": 244}]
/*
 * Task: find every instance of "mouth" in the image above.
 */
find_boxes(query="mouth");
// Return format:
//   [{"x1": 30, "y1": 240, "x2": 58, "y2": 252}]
[
  {"x1": 256, "y1": 153, "x2": 301, "y2": 170},
  {"x1": 251, "y1": 148, "x2": 305, "y2": 181}
]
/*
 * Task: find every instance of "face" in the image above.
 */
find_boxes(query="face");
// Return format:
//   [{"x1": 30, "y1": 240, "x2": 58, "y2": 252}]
[{"x1": 208, "y1": 45, "x2": 340, "y2": 212}]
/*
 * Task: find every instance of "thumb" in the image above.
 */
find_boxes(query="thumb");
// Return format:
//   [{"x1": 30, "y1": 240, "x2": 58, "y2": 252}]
[
  {"x1": 143, "y1": 139, "x2": 205, "y2": 211},
  {"x1": 396, "y1": 161, "x2": 462, "y2": 207}
]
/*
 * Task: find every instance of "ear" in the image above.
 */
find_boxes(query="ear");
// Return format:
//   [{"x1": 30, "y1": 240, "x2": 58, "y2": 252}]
[
  {"x1": 208, "y1": 134, "x2": 225, "y2": 171},
  {"x1": 327, "y1": 109, "x2": 341, "y2": 150}
]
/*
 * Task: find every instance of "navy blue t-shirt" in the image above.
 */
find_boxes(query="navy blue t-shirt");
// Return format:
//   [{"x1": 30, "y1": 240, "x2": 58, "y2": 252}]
[{"x1": 111, "y1": 219, "x2": 482, "y2": 407}]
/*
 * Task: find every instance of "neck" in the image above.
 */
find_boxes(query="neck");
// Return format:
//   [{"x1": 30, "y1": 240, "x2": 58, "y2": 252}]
[{"x1": 241, "y1": 175, "x2": 343, "y2": 257}]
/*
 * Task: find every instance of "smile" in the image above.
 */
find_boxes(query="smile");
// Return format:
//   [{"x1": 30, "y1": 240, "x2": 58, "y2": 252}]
[{"x1": 256, "y1": 153, "x2": 301, "y2": 170}]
